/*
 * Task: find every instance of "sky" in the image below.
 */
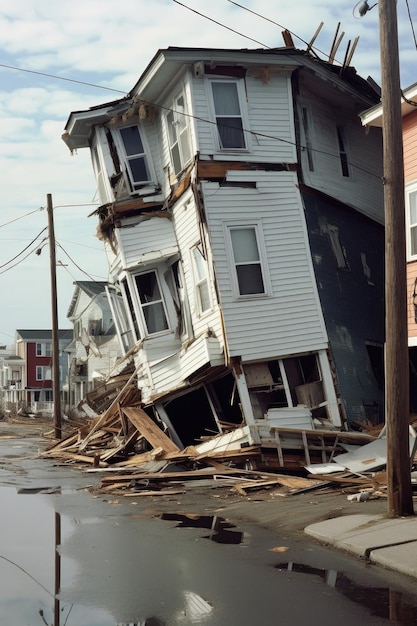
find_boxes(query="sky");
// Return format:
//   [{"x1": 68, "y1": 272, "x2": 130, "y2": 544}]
[{"x1": 0, "y1": 0, "x2": 416, "y2": 346}]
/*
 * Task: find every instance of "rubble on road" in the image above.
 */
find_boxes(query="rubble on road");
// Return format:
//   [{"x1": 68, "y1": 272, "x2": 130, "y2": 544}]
[{"x1": 37, "y1": 376, "x2": 417, "y2": 501}]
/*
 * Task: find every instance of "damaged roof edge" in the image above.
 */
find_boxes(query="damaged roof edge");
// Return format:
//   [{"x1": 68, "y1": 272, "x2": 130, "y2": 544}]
[{"x1": 63, "y1": 46, "x2": 379, "y2": 152}]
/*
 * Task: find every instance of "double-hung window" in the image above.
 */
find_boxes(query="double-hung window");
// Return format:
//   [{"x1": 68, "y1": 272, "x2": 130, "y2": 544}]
[
  {"x1": 407, "y1": 184, "x2": 417, "y2": 260},
  {"x1": 134, "y1": 271, "x2": 169, "y2": 335},
  {"x1": 210, "y1": 80, "x2": 246, "y2": 150},
  {"x1": 36, "y1": 342, "x2": 52, "y2": 357},
  {"x1": 117, "y1": 125, "x2": 152, "y2": 191},
  {"x1": 191, "y1": 244, "x2": 211, "y2": 314},
  {"x1": 166, "y1": 91, "x2": 192, "y2": 175},
  {"x1": 229, "y1": 226, "x2": 266, "y2": 296},
  {"x1": 36, "y1": 366, "x2": 45, "y2": 381}
]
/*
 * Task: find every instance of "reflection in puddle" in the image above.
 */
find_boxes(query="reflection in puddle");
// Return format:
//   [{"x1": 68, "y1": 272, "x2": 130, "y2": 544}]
[
  {"x1": 275, "y1": 562, "x2": 417, "y2": 624},
  {"x1": 160, "y1": 513, "x2": 244, "y2": 544}
]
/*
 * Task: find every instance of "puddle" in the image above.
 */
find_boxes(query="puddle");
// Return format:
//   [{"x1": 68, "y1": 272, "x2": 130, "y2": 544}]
[
  {"x1": 275, "y1": 561, "x2": 417, "y2": 623},
  {"x1": 159, "y1": 513, "x2": 244, "y2": 544}
]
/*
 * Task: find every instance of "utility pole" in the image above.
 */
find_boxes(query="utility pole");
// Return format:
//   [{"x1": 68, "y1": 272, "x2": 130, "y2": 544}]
[
  {"x1": 378, "y1": 0, "x2": 414, "y2": 516},
  {"x1": 46, "y1": 193, "x2": 62, "y2": 439}
]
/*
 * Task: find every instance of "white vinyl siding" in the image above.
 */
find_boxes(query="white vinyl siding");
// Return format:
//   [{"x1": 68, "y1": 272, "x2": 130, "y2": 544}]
[
  {"x1": 193, "y1": 71, "x2": 296, "y2": 163},
  {"x1": 202, "y1": 171, "x2": 328, "y2": 362}
]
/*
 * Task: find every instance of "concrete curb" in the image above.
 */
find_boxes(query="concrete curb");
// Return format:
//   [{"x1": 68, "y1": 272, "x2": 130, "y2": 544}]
[{"x1": 304, "y1": 514, "x2": 417, "y2": 578}]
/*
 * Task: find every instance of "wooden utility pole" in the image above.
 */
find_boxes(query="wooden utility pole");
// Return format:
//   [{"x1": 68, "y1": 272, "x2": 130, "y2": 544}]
[
  {"x1": 379, "y1": 0, "x2": 414, "y2": 516},
  {"x1": 46, "y1": 193, "x2": 62, "y2": 439}
]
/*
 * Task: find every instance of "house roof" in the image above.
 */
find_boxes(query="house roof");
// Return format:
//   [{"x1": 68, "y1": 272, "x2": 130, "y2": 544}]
[
  {"x1": 16, "y1": 329, "x2": 73, "y2": 341},
  {"x1": 360, "y1": 82, "x2": 417, "y2": 127},
  {"x1": 67, "y1": 281, "x2": 109, "y2": 318},
  {"x1": 64, "y1": 46, "x2": 380, "y2": 151}
]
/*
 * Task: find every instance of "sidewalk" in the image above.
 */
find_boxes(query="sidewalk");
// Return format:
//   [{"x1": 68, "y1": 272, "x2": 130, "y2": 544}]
[{"x1": 305, "y1": 513, "x2": 417, "y2": 579}]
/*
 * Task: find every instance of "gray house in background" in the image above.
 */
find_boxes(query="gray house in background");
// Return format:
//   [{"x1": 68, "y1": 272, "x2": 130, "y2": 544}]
[
  {"x1": 64, "y1": 281, "x2": 122, "y2": 411},
  {"x1": 63, "y1": 41, "x2": 385, "y2": 447}
]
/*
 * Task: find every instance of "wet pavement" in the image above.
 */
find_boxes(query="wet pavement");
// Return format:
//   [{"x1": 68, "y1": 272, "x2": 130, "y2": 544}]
[{"x1": 2, "y1": 422, "x2": 417, "y2": 625}]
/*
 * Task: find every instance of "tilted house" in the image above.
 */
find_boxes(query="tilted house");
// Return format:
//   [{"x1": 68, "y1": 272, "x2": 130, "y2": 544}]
[
  {"x1": 64, "y1": 281, "x2": 123, "y2": 409},
  {"x1": 63, "y1": 43, "x2": 385, "y2": 448}
]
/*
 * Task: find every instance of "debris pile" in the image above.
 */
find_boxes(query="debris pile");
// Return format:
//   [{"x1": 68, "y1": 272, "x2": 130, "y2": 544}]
[{"x1": 40, "y1": 376, "x2": 417, "y2": 501}]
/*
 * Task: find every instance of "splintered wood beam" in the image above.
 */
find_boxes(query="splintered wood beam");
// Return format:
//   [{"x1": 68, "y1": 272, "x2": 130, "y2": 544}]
[
  {"x1": 122, "y1": 406, "x2": 180, "y2": 454},
  {"x1": 307, "y1": 22, "x2": 324, "y2": 52}
]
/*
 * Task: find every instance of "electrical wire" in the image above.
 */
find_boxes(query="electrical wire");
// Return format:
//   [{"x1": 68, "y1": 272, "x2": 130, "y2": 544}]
[
  {"x1": 0, "y1": 206, "x2": 44, "y2": 229},
  {"x1": 404, "y1": 0, "x2": 417, "y2": 50},
  {"x1": 0, "y1": 61, "x2": 127, "y2": 95},
  {"x1": 56, "y1": 241, "x2": 106, "y2": 281},
  {"x1": 0, "y1": 228, "x2": 47, "y2": 270}
]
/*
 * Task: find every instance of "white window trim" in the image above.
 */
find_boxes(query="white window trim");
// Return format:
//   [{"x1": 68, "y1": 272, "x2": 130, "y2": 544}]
[
  {"x1": 112, "y1": 123, "x2": 155, "y2": 194},
  {"x1": 121, "y1": 270, "x2": 171, "y2": 338},
  {"x1": 406, "y1": 181, "x2": 417, "y2": 261},
  {"x1": 164, "y1": 88, "x2": 193, "y2": 177},
  {"x1": 190, "y1": 243, "x2": 212, "y2": 316},
  {"x1": 224, "y1": 221, "x2": 271, "y2": 299},
  {"x1": 206, "y1": 77, "x2": 251, "y2": 154},
  {"x1": 36, "y1": 366, "x2": 44, "y2": 381},
  {"x1": 36, "y1": 342, "x2": 52, "y2": 357},
  {"x1": 91, "y1": 130, "x2": 113, "y2": 205}
]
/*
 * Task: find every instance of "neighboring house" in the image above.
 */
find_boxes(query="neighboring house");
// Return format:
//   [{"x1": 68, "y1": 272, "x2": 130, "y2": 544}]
[
  {"x1": 361, "y1": 82, "x2": 417, "y2": 412},
  {"x1": 64, "y1": 281, "x2": 123, "y2": 408},
  {"x1": 63, "y1": 42, "x2": 385, "y2": 447},
  {"x1": 0, "y1": 329, "x2": 72, "y2": 415}
]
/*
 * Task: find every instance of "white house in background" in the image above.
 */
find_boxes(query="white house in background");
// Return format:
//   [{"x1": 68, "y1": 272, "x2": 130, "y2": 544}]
[
  {"x1": 64, "y1": 281, "x2": 122, "y2": 409},
  {"x1": 63, "y1": 41, "x2": 385, "y2": 448}
]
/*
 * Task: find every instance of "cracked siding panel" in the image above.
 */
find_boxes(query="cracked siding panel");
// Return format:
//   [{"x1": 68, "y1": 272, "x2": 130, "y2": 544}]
[
  {"x1": 172, "y1": 194, "x2": 224, "y2": 348},
  {"x1": 115, "y1": 215, "x2": 178, "y2": 270},
  {"x1": 202, "y1": 172, "x2": 327, "y2": 362}
]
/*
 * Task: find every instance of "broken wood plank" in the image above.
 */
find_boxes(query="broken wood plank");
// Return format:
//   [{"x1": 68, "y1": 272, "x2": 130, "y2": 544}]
[{"x1": 122, "y1": 407, "x2": 180, "y2": 454}]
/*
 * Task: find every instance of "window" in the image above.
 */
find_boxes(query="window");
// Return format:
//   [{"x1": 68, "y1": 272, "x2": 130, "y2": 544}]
[
  {"x1": 92, "y1": 142, "x2": 108, "y2": 205},
  {"x1": 117, "y1": 125, "x2": 152, "y2": 190},
  {"x1": 210, "y1": 81, "x2": 246, "y2": 149},
  {"x1": 229, "y1": 226, "x2": 266, "y2": 296},
  {"x1": 36, "y1": 342, "x2": 52, "y2": 357},
  {"x1": 134, "y1": 271, "x2": 169, "y2": 335},
  {"x1": 36, "y1": 366, "x2": 44, "y2": 381},
  {"x1": 336, "y1": 126, "x2": 350, "y2": 177},
  {"x1": 191, "y1": 244, "x2": 211, "y2": 314},
  {"x1": 166, "y1": 92, "x2": 192, "y2": 175},
  {"x1": 302, "y1": 107, "x2": 314, "y2": 172},
  {"x1": 407, "y1": 187, "x2": 417, "y2": 259}
]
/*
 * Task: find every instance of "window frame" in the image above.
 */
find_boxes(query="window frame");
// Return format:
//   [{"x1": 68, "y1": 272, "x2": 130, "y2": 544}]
[
  {"x1": 225, "y1": 222, "x2": 270, "y2": 299},
  {"x1": 165, "y1": 89, "x2": 193, "y2": 176},
  {"x1": 36, "y1": 366, "x2": 44, "y2": 381},
  {"x1": 190, "y1": 243, "x2": 212, "y2": 316},
  {"x1": 36, "y1": 342, "x2": 52, "y2": 357},
  {"x1": 112, "y1": 124, "x2": 154, "y2": 193},
  {"x1": 336, "y1": 125, "x2": 351, "y2": 178},
  {"x1": 207, "y1": 78, "x2": 250, "y2": 152},
  {"x1": 406, "y1": 181, "x2": 417, "y2": 261}
]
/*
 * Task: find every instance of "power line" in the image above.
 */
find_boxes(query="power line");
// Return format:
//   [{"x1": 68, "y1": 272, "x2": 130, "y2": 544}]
[
  {"x1": 0, "y1": 61, "x2": 127, "y2": 94},
  {"x1": 0, "y1": 228, "x2": 47, "y2": 270},
  {"x1": 171, "y1": 0, "x2": 268, "y2": 47},
  {"x1": 0, "y1": 207, "x2": 44, "y2": 229}
]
